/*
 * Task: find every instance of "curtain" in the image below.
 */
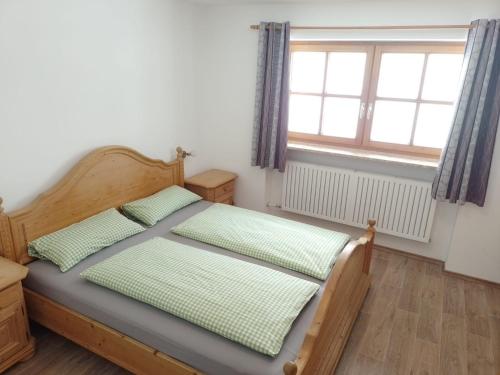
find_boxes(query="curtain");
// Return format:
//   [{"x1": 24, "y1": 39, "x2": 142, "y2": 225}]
[
  {"x1": 251, "y1": 22, "x2": 290, "y2": 172},
  {"x1": 432, "y1": 19, "x2": 500, "y2": 206}
]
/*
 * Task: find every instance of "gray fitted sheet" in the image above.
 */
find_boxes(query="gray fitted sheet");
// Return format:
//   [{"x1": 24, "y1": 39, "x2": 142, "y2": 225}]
[{"x1": 25, "y1": 201, "x2": 329, "y2": 375}]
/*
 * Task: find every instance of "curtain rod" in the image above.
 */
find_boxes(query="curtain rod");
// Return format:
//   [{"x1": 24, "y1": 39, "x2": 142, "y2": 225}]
[{"x1": 249, "y1": 24, "x2": 474, "y2": 31}]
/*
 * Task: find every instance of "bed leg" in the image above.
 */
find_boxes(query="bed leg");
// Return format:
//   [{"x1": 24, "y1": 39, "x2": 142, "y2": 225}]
[{"x1": 283, "y1": 361, "x2": 298, "y2": 375}]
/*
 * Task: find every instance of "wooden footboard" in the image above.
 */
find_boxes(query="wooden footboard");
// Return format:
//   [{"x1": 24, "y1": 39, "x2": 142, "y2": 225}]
[
  {"x1": 24, "y1": 289, "x2": 202, "y2": 375},
  {"x1": 284, "y1": 220, "x2": 376, "y2": 375}
]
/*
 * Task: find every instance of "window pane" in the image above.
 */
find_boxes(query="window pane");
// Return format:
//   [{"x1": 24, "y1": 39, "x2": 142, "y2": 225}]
[
  {"x1": 325, "y1": 52, "x2": 366, "y2": 95},
  {"x1": 414, "y1": 104, "x2": 454, "y2": 148},
  {"x1": 322, "y1": 97, "x2": 360, "y2": 138},
  {"x1": 290, "y1": 52, "x2": 326, "y2": 93},
  {"x1": 422, "y1": 54, "x2": 463, "y2": 101},
  {"x1": 288, "y1": 94, "x2": 322, "y2": 134},
  {"x1": 377, "y1": 53, "x2": 425, "y2": 99},
  {"x1": 370, "y1": 100, "x2": 416, "y2": 144}
]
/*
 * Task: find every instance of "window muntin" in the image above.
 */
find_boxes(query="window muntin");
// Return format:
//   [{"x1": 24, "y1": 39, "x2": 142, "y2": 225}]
[
  {"x1": 288, "y1": 44, "x2": 373, "y2": 144},
  {"x1": 288, "y1": 42, "x2": 464, "y2": 158}
]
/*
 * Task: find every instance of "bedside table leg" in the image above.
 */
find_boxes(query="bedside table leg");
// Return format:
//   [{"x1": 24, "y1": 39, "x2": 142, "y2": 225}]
[{"x1": 19, "y1": 338, "x2": 36, "y2": 362}]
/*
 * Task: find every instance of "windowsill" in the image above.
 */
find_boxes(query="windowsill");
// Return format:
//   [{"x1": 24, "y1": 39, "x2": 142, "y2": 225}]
[{"x1": 287, "y1": 141, "x2": 439, "y2": 169}]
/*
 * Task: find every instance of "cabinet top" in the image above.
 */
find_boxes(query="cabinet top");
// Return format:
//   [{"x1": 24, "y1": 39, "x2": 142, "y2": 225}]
[
  {"x1": 185, "y1": 169, "x2": 237, "y2": 189},
  {"x1": 0, "y1": 257, "x2": 28, "y2": 290}
]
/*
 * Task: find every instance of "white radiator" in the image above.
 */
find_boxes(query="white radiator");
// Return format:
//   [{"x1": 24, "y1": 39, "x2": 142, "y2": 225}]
[{"x1": 282, "y1": 161, "x2": 436, "y2": 242}]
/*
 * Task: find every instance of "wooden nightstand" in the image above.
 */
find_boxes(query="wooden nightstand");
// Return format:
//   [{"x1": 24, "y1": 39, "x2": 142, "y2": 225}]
[
  {"x1": 0, "y1": 257, "x2": 35, "y2": 373},
  {"x1": 185, "y1": 169, "x2": 237, "y2": 205}
]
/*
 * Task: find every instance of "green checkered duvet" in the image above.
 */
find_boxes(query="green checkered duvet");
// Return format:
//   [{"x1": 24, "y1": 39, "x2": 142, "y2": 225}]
[
  {"x1": 172, "y1": 204, "x2": 351, "y2": 280},
  {"x1": 81, "y1": 237, "x2": 319, "y2": 356}
]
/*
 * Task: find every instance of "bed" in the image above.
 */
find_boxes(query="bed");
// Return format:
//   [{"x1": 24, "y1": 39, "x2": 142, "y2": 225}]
[{"x1": 0, "y1": 146, "x2": 376, "y2": 375}]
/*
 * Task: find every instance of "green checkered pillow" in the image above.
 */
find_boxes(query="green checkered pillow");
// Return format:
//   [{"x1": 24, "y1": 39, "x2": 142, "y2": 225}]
[
  {"x1": 122, "y1": 185, "x2": 202, "y2": 226},
  {"x1": 28, "y1": 208, "x2": 145, "y2": 272}
]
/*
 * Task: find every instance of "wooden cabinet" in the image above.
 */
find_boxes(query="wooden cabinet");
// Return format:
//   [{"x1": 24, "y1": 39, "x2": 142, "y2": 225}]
[
  {"x1": 184, "y1": 169, "x2": 237, "y2": 205},
  {"x1": 0, "y1": 258, "x2": 35, "y2": 373}
]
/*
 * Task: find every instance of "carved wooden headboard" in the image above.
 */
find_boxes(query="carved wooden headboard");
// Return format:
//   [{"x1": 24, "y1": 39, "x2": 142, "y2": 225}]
[{"x1": 0, "y1": 146, "x2": 185, "y2": 265}]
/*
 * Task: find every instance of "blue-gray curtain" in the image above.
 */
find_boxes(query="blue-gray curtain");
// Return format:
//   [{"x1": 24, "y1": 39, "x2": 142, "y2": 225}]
[
  {"x1": 251, "y1": 22, "x2": 290, "y2": 172},
  {"x1": 432, "y1": 19, "x2": 500, "y2": 206}
]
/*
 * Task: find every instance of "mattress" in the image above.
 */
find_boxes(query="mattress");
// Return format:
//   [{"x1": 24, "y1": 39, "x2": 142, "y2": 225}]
[{"x1": 25, "y1": 201, "x2": 330, "y2": 375}]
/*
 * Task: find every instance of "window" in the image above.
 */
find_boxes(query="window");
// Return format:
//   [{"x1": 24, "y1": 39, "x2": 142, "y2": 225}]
[{"x1": 288, "y1": 42, "x2": 465, "y2": 158}]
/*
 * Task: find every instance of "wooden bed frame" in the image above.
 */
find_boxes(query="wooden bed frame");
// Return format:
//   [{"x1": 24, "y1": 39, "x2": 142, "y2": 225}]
[{"x1": 0, "y1": 146, "x2": 375, "y2": 375}]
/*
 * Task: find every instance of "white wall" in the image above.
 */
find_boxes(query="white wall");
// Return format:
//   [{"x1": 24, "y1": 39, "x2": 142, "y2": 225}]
[
  {"x1": 194, "y1": 1, "x2": 500, "y2": 281},
  {"x1": 444, "y1": 118, "x2": 500, "y2": 283},
  {"x1": 0, "y1": 0, "x2": 203, "y2": 211},
  {"x1": 1, "y1": 0, "x2": 498, "y2": 282}
]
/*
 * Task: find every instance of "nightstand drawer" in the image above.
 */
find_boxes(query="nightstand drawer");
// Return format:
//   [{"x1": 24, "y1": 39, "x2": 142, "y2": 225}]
[
  {"x1": 0, "y1": 302, "x2": 27, "y2": 363},
  {"x1": 0, "y1": 257, "x2": 35, "y2": 372},
  {"x1": 0, "y1": 284, "x2": 21, "y2": 310},
  {"x1": 217, "y1": 196, "x2": 234, "y2": 205},
  {"x1": 184, "y1": 169, "x2": 237, "y2": 204},
  {"x1": 0, "y1": 283, "x2": 28, "y2": 364},
  {"x1": 215, "y1": 192, "x2": 234, "y2": 204},
  {"x1": 214, "y1": 181, "x2": 234, "y2": 199}
]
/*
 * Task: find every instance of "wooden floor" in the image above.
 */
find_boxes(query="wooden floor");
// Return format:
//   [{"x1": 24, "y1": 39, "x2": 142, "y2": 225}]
[
  {"x1": 5, "y1": 248, "x2": 500, "y2": 375},
  {"x1": 337, "y1": 249, "x2": 500, "y2": 375}
]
